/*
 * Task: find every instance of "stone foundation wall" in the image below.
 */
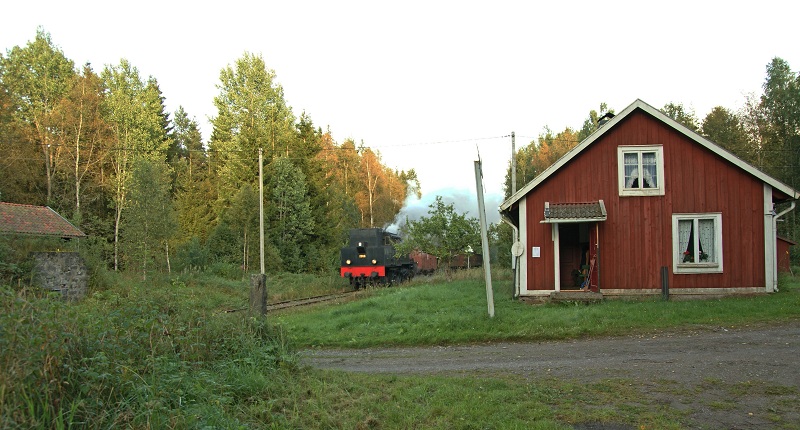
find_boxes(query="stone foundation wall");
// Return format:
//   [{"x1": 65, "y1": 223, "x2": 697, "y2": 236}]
[{"x1": 31, "y1": 252, "x2": 87, "y2": 301}]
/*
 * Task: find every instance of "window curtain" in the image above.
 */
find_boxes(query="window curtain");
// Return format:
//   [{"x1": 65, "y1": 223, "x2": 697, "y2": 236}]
[
  {"x1": 624, "y1": 153, "x2": 638, "y2": 188},
  {"x1": 641, "y1": 152, "x2": 657, "y2": 188},
  {"x1": 678, "y1": 220, "x2": 692, "y2": 261},
  {"x1": 698, "y1": 219, "x2": 715, "y2": 262}
]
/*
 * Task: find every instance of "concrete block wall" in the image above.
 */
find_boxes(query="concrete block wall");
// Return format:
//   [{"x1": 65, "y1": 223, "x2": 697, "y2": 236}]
[{"x1": 31, "y1": 252, "x2": 88, "y2": 301}]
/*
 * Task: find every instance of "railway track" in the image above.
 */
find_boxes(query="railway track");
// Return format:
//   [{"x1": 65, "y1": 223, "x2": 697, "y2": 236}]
[
  {"x1": 224, "y1": 291, "x2": 359, "y2": 313},
  {"x1": 266, "y1": 291, "x2": 359, "y2": 311}
]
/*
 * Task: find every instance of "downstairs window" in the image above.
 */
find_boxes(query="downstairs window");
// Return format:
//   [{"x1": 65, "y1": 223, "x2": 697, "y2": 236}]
[{"x1": 672, "y1": 213, "x2": 723, "y2": 274}]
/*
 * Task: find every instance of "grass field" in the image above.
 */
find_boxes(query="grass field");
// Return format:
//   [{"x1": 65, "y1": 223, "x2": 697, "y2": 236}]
[
  {"x1": 2, "y1": 269, "x2": 799, "y2": 428},
  {"x1": 276, "y1": 270, "x2": 800, "y2": 349}
]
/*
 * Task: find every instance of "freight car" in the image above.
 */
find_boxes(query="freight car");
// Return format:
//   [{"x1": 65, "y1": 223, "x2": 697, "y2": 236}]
[
  {"x1": 340, "y1": 228, "x2": 417, "y2": 289},
  {"x1": 410, "y1": 250, "x2": 437, "y2": 275},
  {"x1": 449, "y1": 253, "x2": 483, "y2": 270}
]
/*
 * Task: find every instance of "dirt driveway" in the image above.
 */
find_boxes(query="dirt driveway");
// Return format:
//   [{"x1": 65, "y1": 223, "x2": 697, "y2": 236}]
[{"x1": 302, "y1": 321, "x2": 800, "y2": 429}]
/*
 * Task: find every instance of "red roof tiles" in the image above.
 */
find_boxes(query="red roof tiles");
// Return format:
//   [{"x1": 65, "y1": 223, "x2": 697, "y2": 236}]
[{"x1": 0, "y1": 202, "x2": 86, "y2": 238}]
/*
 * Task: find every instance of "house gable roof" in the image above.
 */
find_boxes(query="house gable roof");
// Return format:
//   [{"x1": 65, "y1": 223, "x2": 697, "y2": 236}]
[
  {"x1": 500, "y1": 99, "x2": 800, "y2": 212},
  {"x1": 0, "y1": 202, "x2": 86, "y2": 238}
]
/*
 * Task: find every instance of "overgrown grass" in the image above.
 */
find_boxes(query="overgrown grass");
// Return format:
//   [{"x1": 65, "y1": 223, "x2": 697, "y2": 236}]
[
  {"x1": 277, "y1": 273, "x2": 800, "y2": 348},
  {"x1": 0, "y1": 273, "x2": 297, "y2": 428}
]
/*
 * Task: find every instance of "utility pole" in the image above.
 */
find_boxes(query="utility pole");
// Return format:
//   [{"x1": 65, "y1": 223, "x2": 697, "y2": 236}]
[
  {"x1": 259, "y1": 148, "x2": 265, "y2": 275},
  {"x1": 511, "y1": 131, "x2": 516, "y2": 195},
  {"x1": 474, "y1": 159, "x2": 495, "y2": 318}
]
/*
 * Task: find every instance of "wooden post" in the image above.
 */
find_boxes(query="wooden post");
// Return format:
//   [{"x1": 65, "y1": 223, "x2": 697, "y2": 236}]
[{"x1": 250, "y1": 274, "x2": 267, "y2": 316}]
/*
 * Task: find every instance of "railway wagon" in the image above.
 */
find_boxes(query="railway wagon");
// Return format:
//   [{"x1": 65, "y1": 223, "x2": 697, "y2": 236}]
[
  {"x1": 449, "y1": 253, "x2": 483, "y2": 270},
  {"x1": 410, "y1": 250, "x2": 437, "y2": 275},
  {"x1": 340, "y1": 228, "x2": 415, "y2": 288}
]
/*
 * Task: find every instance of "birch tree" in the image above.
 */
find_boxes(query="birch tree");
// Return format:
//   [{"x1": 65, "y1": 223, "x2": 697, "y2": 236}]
[
  {"x1": 102, "y1": 59, "x2": 170, "y2": 270},
  {"x1": 0, "y1": 29, "x2": 75, "y2": 205},
  {"x1": 123, "y1": 158, "x2": 176, "y2": 279},
  {"x1": 52, "y1": 64, "x2": 112, "y2": 224},
  {"x1": 209, "y1": 52, "x2": 296, "y2": 199},
  {"x1": 397, "y1": 196, "x2": 480, "y2": 279},
  {"x1": 355, "y1": 147, "x2": 383, "y2": 228}
]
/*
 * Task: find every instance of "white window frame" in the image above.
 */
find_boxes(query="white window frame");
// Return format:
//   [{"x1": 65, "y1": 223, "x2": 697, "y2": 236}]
[
  {"x1": 617, "y1": 145, "x2": 665, "y2": 196},
  {"x1": 672, "y1": 213, "x2": 723, "y2": 274}
]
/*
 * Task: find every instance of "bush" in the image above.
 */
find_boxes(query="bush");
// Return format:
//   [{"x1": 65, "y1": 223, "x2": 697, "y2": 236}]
[
  {"x1": 0, "y1": 236, "x2": 65, "y2": 289},
  {"x1": 173, "y1": 236, "x2": 210, "y2": 273},
  {"x1": 207, "y1": 261, "x2": 244, "y2": 280},
  {"x1": 77, "y1": 235, "x2": 114, "y2": 292}
]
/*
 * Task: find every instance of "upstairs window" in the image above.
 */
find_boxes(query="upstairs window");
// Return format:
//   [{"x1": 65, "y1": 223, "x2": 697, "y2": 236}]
[{"x1": 618, "y1": 145, "x2": 665, "y2": 196}]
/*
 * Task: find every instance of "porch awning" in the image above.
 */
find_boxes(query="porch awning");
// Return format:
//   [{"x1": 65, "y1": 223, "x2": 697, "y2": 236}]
[{"x1": 541, "y1": 200, "x2": 607, "y2": 224}]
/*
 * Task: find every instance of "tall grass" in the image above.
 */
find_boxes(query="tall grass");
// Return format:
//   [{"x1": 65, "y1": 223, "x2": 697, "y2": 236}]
[{"x1": 0, "y1": 273, "x2": 296, "y2": 428}]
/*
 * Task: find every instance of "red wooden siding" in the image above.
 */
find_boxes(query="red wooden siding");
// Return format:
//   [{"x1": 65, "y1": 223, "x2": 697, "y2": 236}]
[
  {"x1": 777, "y1": 238, "x2": 795, "y2": 273},
  {"x1": 524, "y1": 111, "x2": 767, "y2": 292}
]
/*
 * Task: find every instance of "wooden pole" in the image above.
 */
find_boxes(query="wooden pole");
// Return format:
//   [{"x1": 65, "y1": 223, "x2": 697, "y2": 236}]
[
  {"x1": 259, "y1": 149, "x2": 265, "y2": 275},
  {"x1": 251, "y1": 149, "x2": 267, "y2": 317},
  {"x1": 511, "y1": 131, "x2": 516, "y2": 195}
]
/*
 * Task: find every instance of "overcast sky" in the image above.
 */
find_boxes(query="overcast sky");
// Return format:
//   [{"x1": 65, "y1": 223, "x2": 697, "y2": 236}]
[{"x1": 3, "y1": 1, "x2": 799, "y2": 225}]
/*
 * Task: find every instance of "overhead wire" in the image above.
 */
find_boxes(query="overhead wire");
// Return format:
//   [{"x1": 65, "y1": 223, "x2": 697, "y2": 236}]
[{"x1": 1, "y1": 134, "x2": 514, "y2": 163}]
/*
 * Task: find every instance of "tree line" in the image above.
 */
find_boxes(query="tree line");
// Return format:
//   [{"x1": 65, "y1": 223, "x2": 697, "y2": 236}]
[
  {"x1": 3, "y1": 29, "x2": 797, "y2": 278},
  {"x1": 0, "y1": 29, "x2": 419, "y2": 277},
  {"x1": 502, "y1": 57, "x2": 800, "y2": 262}
]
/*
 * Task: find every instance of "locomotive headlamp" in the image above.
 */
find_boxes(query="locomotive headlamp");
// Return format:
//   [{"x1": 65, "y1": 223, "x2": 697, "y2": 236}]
[
  {"x1": 346, "y1": 259, "x2": 351, "y2": 265},
  {"x1": 372, "y1": 259, "x2": 377, "y2": 264}
]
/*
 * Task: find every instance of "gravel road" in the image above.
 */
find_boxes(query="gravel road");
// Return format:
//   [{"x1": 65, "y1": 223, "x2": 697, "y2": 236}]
[{"x1": 302, "y1": 321, "x2": 800, "y2": 429}]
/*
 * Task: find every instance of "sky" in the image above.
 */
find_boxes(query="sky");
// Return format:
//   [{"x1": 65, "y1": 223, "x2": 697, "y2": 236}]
[{"x1": 3, "y1": 1, "x2": 799, "y2": 226}]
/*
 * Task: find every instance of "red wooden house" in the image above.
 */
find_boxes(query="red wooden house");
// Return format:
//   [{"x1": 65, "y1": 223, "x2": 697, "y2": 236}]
[{"x1": 499, "y1": 99, "x2": 799, "y2": 300}]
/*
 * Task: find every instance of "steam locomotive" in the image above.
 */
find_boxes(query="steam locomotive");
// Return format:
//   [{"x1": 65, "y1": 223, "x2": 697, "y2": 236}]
[
  {"x1": 340, "y1": 228, "x2": 417, "y2": 289},
  {"x1": 339, "y1": 228, "x2": 480, "y2": 289}
]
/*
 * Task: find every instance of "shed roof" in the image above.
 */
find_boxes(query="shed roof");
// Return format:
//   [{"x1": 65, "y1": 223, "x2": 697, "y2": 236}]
[
  {"x1": 500, "y1": 99, "x2": 800, "y2": 212},
  {"x1": 0, "y1": 202, "x2": 86, "y2": 238}
]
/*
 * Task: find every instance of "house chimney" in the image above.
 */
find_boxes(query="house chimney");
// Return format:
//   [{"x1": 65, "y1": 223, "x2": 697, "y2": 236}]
[{"x1": 598, "y1": 112, "x2": 615, "y2": 126}]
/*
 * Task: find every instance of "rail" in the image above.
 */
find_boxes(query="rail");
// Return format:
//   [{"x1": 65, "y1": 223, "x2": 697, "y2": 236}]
[{"x1": 223, "y1": 291, "x2": 360, "y2": 313}]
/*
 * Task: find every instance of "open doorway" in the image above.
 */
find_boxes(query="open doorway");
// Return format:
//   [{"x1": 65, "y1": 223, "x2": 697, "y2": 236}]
[{"x1": 558, "y1": 223, "x2": 591, "y2": 289}]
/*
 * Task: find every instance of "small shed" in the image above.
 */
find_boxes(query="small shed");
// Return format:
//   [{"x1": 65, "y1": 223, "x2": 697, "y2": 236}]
[
  {"x1": 0, "y1": 202, "x2": 87, "y2": 300},
  {"x1": 777, "y1": 236, "x2": 796, "y2": 274}
]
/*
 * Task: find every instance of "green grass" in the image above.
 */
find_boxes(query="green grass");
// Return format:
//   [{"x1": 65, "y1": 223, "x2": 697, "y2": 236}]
[
  {"x1": 3, "y1": 270, "x2": 799, "y2": 429},
  {"x1": 277, "y1": 274, "x2": 800, "y2": 348}
]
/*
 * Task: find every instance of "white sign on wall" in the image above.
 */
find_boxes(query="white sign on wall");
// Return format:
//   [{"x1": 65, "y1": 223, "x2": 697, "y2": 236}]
[{"x1": 532, "y1": 247, "x2": 541, "y2": 258}]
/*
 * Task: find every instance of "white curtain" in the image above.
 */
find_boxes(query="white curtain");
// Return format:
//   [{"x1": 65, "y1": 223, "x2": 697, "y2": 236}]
[
  {"x1": 642, "y1": 152, "x2": 657, "y2": 188},
  {"x1": 698, "y1": 219, "x2": 715, "y2": 262},
  {"x1": 624, "y1": 153, "x2": 638, "y2": 188},
  {"x1": 678, "y1": 220, "x2": 692, "y2": 261}
]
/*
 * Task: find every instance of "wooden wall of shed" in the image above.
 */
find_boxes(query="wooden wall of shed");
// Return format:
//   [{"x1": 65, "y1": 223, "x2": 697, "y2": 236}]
[
  {"x1": 777, "y1": 238, "x2": 794, "y2": 273},
  {"x1": 524, "y1": 110, "x2": 767, "y2": 292}
]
